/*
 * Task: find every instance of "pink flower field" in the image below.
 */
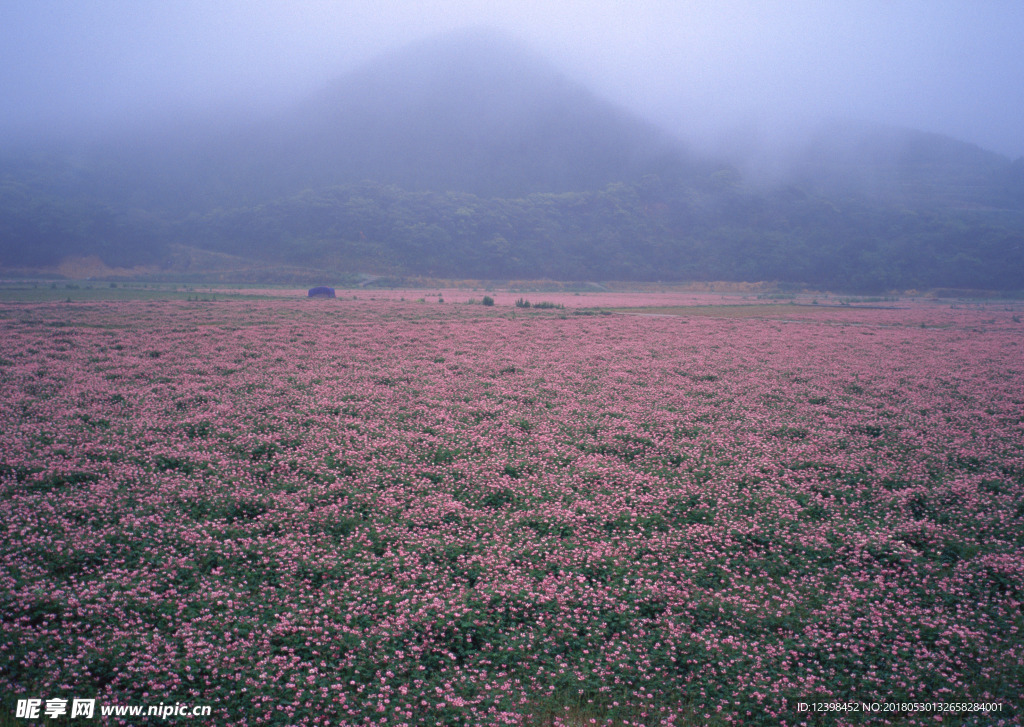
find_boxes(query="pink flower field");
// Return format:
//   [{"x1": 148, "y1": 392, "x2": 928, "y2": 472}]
[{"x1": 1, "y1": 297, "x2": 1022, "y2": 725}]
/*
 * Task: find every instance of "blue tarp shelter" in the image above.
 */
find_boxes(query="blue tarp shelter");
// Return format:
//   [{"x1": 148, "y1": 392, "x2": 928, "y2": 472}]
[{"x1": 307, "y1": 286, "x2": 336, "y2": 298}]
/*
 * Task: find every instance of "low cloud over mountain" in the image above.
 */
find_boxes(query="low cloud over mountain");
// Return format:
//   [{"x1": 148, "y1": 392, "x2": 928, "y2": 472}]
[{"x1": 2, "y1": 29, "x2": 1022, "y2": 291}]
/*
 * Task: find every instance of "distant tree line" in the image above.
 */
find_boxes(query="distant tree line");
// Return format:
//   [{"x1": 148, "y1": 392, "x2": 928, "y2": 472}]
[
  {"x1": 186, "y1": 176, "x2": 1024, "y2": 291},
  {"x1": 2, "y1": 174, "x2": 1023, "y2": 292}
]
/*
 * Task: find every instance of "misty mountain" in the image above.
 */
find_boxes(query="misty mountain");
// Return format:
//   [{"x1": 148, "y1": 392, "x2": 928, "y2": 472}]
[
  {"x1": 790, "y1": 119, "x2": 1024, "y2": 210},
  {"x1": 255, "y1": 29, "x2": 699, "y2": 198},
  {"x1": 2, "y1": 29, "x2": 699, "y2": 213},
  {"x1": 1, "y1": 29, "x2": 1023, "y2": 291}
]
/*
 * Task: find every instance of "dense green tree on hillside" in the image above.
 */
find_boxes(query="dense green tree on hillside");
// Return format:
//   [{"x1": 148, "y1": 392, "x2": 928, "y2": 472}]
[
  {"x1": 2, "y1": 171, "x2": 1023, "y2": 291},
  {"x1": 0, "y1": 181, "x2": 169, "y2": 267},
  {"x1": 167, "y1": 176, "x2": 1024, "y2": 289}
]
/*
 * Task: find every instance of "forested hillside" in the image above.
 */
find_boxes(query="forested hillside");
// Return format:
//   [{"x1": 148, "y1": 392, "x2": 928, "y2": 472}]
[{"x1": 184, "y1": 177, "x2": 1024, "y2": 291}]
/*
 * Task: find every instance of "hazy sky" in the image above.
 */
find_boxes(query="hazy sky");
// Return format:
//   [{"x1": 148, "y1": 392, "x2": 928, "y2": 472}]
[{"x1": 2, "y1": 0, "x2": 1023, "y2": 158}]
